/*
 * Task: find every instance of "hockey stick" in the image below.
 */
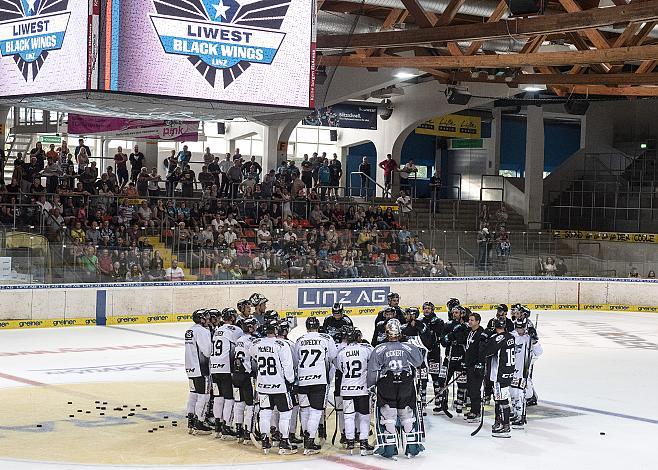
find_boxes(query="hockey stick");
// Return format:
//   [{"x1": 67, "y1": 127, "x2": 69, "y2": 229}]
[
  {"x1": 440, "y1": 344, "x2": 454, "y2": 418},
  {"x1": 470, "y1": 362, "x2": 488, "y2": 437},
  {"x1": 422, "y1": 372, "x2": 465, "y2": 408},
  {"x1": 519, "y1": 335, "x2": 535, "y2": 426}
]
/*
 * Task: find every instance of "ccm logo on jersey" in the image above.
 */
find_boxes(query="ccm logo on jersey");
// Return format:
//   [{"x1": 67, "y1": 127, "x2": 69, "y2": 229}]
[
  {"x1": 261, "y1": 383, "x2": 282, "y2": 389},
  {"x1": 341, "y1": 385, "x2": 365, "y2": 391},
  {"x1": 299, "y1": 375, "x2": 322, "y2": 381},
  {"x1": 186, "y1": 368, "x2": 196, "y2": 374}
]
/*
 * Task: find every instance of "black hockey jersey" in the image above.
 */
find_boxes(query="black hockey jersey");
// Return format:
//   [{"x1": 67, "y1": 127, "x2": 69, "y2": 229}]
[
  {"x1": 373, "y1": 306, "x2": 404, "y2": 324},
  {"x1": 464, "y1": 326, "x2": 488, "y2": 368},
  {"x1": 417, "y1": 314, "x2": 444, "y2": 352},
  {"x1": 322, "y1": 315, "x2": 353, "y2": 341},
  {"x1": 441, "y1": 320, "x2": 468, "y2": 362},
  {"x1": 484, "y1": 331, "x2": 515, "y2": 386},
  {"x1": 486, "y1": 317, "x2": 514, "y2": 333}
]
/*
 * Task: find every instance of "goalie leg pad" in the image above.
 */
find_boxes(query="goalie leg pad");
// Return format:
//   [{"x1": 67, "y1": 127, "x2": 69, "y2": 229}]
[
  {"x1": 374, "y1": 405, "x2": 398, "y2": 459},
  {"x1": 397, "y1": 406, "x2": 415, "y2": 433}
]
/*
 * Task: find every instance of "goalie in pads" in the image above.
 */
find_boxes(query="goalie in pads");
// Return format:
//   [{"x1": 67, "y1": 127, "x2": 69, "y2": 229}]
[{"x1": 367, "y1": 319, "x2": 425, "y2": 459}]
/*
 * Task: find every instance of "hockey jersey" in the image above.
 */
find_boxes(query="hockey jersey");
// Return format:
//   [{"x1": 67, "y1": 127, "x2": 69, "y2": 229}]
[
  {"x1": 336, "y1": 342, "x2": 373, "y2": 396},
  {"x1": 367, "y1": 341, "x2": 424, "y2": 387},
  {"x1": 295, "y1": 332, "x2": 338, "y2": 386},
  {"x1": 322, "y1": 315, "x2": 353, "y2": 341},
  {"x1": 511, "y1": 330, "x2": 543, "y2": 380},
  {"x1": 234, "y1": 333, "x2": 258, "y2": 374},
  {"x1": 485, "y1": 332, "x2": 515, "y2": 385},
  {"x1": 210, "y1": 324, "x2": 243, "y2": 374},
  {"x1": 249, "y1": 336, "x2": 295, "y2": 394},
  {"x1": 185, "y1": 323, "x2": 212, "y2": 378}
]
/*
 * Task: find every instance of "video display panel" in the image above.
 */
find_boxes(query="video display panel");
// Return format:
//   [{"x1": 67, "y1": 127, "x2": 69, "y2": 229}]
[
  {"x1": 0, "y1": 0, "x2": 89, "y2": 97},
  {"x1": 103, "y1": 0, "x2": 316, "y2": 108}
]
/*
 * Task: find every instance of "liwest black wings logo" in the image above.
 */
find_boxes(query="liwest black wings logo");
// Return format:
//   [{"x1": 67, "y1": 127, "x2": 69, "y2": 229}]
[
  {"x1": 0, "y1": 0, "x2": 71, "y2": 80},
  {"x1": 151, "y1": 0, "x2": 290, "y2": 88}
]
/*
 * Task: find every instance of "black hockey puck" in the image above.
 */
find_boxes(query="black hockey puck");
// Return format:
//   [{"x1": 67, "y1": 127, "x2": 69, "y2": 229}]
[
  {"x1": 77, "y1": 409, "x2": 82, "y2": 412},
  {"x1": 142, "y1": 408, "x2": 148, "y2": 410},
  {"x1": 114, "y1": 407, "x2": 122, "y2": 411},
  {"x1": 600, "y1": 432, "x2": 606, "y2": 435},
  {"x1": 128, "y1": 413, "x2": 135, "y2": 416},
  {"x1": 148, "y1": 430, "x2": 153, "y2": 433},
  {"x1": 123, "y1": 405, "x2": 128, "y2": 408},
  {"x1": 85, "y1": 411, "x2": 91, "y2": 414},
  {"x1": 130, "y1": 408, "x2": 135, "y2": 411},
  {"x1": 102, "y1": 401, "x2": 108, "y2": 405},
  {"x1": 172, "y1": 424, "x2": 177, "y2": 427},
  {"x1": 122, "y1": 416, "x2": 127, "y2": 419},
  {"x1": 67, "y1": 401, "x2": 72, "y2": 404},
  {"x1": 69, "y1": 415, "x2": 74, "y2": 418},
  {"x1": 95, "y1": 401, "x2": 100, "y2": 404},
  {"x1": 163, "y1": 416, "x2": 168, "y2": 419},
  {"x1": 101, "y1": 407, "x2": 106, "y2": 410},
  {"x1": 36, "y1": 424, "x2": 42, "y2": 428},
  {"x1": 100, "y1": 413, "x2": 105, "y2": 416},
  {"x1": 159, "y1": 425, "x2": 164, "y2": 428}
]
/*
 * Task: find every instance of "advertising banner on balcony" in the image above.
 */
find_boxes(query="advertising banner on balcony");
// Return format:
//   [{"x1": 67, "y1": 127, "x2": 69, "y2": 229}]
[
  {"x1": 416, "y1": 114, "x2": 481, "y2": 138},
  {"x1": 302, "y1": 103, "x2": 378, "y2": 130},
  {"x1": 67, "y1": 114, "x2": 199, "y2": 141}
]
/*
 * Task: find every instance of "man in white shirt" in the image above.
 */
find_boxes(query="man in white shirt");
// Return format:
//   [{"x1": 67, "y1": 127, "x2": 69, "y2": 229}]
[
  {"x1": 224, "y1": 226, "x2": 238, "y2": 245},
  {"x1": 165, "y1": 260, "x2": 185, "y2": 281},
  {"x1": 396, "y1": 190, "x2": 413, "y2": 225},
  {"x1": 257, "y1": 225, "x2": 272, "y2": 248}
]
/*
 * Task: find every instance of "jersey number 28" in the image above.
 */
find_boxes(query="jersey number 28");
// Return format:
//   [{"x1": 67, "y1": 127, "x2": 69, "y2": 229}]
[{"x1": 258, "y1": 357, "x2": 277, "y2": 375}]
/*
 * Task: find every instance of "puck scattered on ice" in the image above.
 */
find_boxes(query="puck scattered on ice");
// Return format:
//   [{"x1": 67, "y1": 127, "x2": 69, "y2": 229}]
[
  {"x1": 100, "y1": 413, "x2": 105, "y2": 416},
  {"x1": 123, "y1": 405, "x2": 128, "y2": 408},
  {"x1": 171, "y1": 421, "x2": 177, "y2": 424},
  {"x1": 102, "y1": 402, "x2": 108, "y2": 405},
  {"x1": 69, "y1": 415, "x2": 74, "y2": 418},
  {"x1": 600, "y1": 432, "x2": 606, "y2": 435},
  {"x1": 77, "y1": 410, "x2": 82, "y2": 412},
  {"x1": 172, "y1": 424, "x2": 177, "y2": 427},
  {"x1": 122, "y1": 416, "x2": 127, "y2": 419},
  {"x1": 159, "y1": 425, "x2": 164, "y2": 428},
  {"x1": 128, "y1": 413, "x2": 135, "y2": 416},
  {"x1": 148, "y1": 430, "x2": 153, "y2": 433},
  {"x1": 95, "y1": 401, "x2": 100, "y2": 404},
  {"x1": 67, "y1": 401, "x2": 72, "y2": 404},
  {"x1": 130, "y1": 408, "x2": 135, "y2": 411},
  {"x1": 136, "y1": 404, "x2": 141, "y2": 407},
  {"x1": 142, "y1": 408, "x2": 148, "y2": 411},
  {"x1": 163, "y1": 416, "x2": 168, "y2": 419},
  {"x1": 85, "y1": 411, "x2": 91, "y2": 414},
  {"x1": 101, "y1": 407, "x2": 106, "y2": 410},
  {"x1": 36, "y1": 424, "x2": 42, "y2": 428}
]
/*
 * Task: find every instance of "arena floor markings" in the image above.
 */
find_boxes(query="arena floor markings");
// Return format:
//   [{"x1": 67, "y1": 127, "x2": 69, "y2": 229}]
[{"x1": 0, "y1": 311, "x2": 657, "y2": 470}]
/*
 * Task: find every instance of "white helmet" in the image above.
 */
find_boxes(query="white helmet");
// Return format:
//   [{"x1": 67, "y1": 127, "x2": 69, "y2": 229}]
[{"x1": 385, "y1": 318, "x2": 402, "y2": 340}]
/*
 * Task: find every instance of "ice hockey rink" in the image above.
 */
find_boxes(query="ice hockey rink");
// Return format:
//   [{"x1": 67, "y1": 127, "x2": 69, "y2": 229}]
[{"x1": 1, "y1": 309, "x2": 657, "y2": 470}]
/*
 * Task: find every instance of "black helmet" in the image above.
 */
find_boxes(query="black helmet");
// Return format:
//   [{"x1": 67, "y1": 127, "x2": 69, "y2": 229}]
[
  {"x1": 347, "y1": 327, "x2": 362, "y2": 343},
  {"x1": 519, "y1": 306, "x2": 531, "y2": 319},
  {"x1": 493, "y1": 318, "x2": 507, "y2": 330},
  {"x1": 250, "y1": 293, "x2": 268, "y2": 306},
  {"x1": 497, "y1": 303, "x2": 509, "y2": 313},
  {"x1": 342, "y1": 325, "x2": 355, "y2": 342},
  {"x1": 332, "y1": 303, "x2": 344, "y2": 315},
  {"x1": 405, "y1": 307, "x2": 420, "y2": 319},
  {"x1": 192, "y1": 309, "x2": 208, "y2": 324},
  {"x1": 264, "y1": 319, "x2": 279, "y2": 335},
  {"x1": 462, "y1": 307, "x2": 473, "y2": 319},
  {"x1": 422, "y1": 301, "x2": 435, "y2": 313},
  {"x1": 206, "y1": 308, "x2": 220, "y2": 318},
  {"x1": 306, "y1": 316, "x2": 320, "y2": 330},
  {"x1": 514, "y1": 317, "x2": 528, "y2": 329},
  {"x1": 222, "y1": 308, "x2": 238, "y2": 322},
  {"x1": 278, "y1": 319, "x2": 291, "y2": 334},
  {"x1": 383, "y1": 306, "x2": 397, "y2": 317},
  {"x1": 237, "y1": 299, "x2": 251, "y2": 311},
  {"x1": 264, "y1": 310, "x2": 279, "y2": 322},
  {"x1": 242, "y1": 318, "x2": 257, "y2": 332},
  {"x1": 511, "y1": 303, "x2": 522, "y2": 312},
  {"x1": 447, "y1": 298, "x2": 461, "y2": 311},
  {"x1": 387, "y1": 292, "x2": 400, "y2": 302}
]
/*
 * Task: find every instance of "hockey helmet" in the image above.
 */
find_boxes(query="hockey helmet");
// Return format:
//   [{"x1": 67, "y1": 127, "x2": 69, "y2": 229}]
[
  {"x1": 342, "y1": 326, "x2": 356, "y2": 342},
  {"x1": 222, "y1": 308, "x2": 238, "y2": 322},
  {"x1": 451, "y1": 305, "x2": 465, "y2": 320},
  {"x1": 519, "y1": 306, "x2": 531, "y2": 319},
  {"x1": 263, "y1": 310, "x2": 280, "y2": 322},
  {"x1": 446, "y1": 298, "x2": 461, "y2": 311},
  {"x1": 192, "y1": 309, "x2": 208, "y2": 324},
  {"x1": 383, "y1": 306, "x2": 397, "y2": 319},
  {"x1": 278, "y1": 319, "x2": 291, "y2": 334},
  {"x1": 332, "y1": 302, "x2": 344, "y2": 316},
  {"x1": 242, "y1": 318, "x2": 257, "y2": 332},
  {"x1": 387, "y1": 292, "x2": 400, "y2": 303},
  {"x1": 422, "y1": 301, "x2": 435, "y2": 314},
  {"x1": 264, "y1": 319, "x2": 279, "y2": 335},
  {"x1": 497, "y1": 303, "x2": 509, "y2": 314},
  {"x1": 493, "y1": 318, "x2": 507, "y2": 330},
  {"x1": 237, "y1": 299, "x2": 251, "y2": 311},
  {"x1": 511, "y1": 303, "x2": 522, "y2": 313},
  {"x1": 306, "y1": 316, "x2": 321, "y2": 330},
  {"x1": 385, "y1": 318, "x2": 402, "y2": 340},
  {"x1": 514, "y1": 317, "x2": 528, "y2": 330},
  {"x1": 462, "y1": 307, "x2": 473, "y2": 320},
  {"x1": 250, "y1": 293, "x2": 268, "y2": 306},
  {"x1": 347, "y1": 328, "x2": 362, "y2": 344},
  {"x1": 206, "y1": 308, "x2": 220, "y2": 318},
  {"x1": 404, "y1": 307, "x2": 420, "y2": 319}
]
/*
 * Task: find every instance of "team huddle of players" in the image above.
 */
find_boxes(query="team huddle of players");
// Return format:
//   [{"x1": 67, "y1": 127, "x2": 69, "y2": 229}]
[{"x1": 184, "y1": 292, "x2": 543, "y2": 458}]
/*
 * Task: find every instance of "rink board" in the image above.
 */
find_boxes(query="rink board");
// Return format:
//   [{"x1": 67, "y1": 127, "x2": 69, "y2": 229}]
[{"x1": 0, "y1": 276, "x2": 656, "y2": 329}]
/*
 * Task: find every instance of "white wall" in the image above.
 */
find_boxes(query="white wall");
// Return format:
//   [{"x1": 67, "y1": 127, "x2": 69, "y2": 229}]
[{"x1": 0, "y1": 278, "x2": 656, "y2": 323}]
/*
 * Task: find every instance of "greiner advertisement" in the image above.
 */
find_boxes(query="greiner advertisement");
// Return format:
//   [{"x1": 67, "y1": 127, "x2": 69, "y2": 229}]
[
  {"x1": 0, "y1": 0, "x2": 89, "y2": 96},
  {"x1": 102, "y1": 0, "x2": 315, "y2": 108}
]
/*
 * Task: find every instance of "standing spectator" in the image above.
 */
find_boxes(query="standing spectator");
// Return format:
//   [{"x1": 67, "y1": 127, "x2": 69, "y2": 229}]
[
  {"x1": 76, "y1": 146, "x2": 89, "y2": 175},
  {"x1": 41, "y1": 157, "x2": 62, "y2": 194},
  {"x1": 396, "y1": 190, "x2": 412, "y2": 225},
  {"x1": 477, "y1": 227, "x2": 490, "y2": 270},
  {"x1": 203, "y1": 147, "x2": 214, "y2": 165},
  {"x1": 398, "y1": 160, "x2": 418, "y2": 195},
  {"x1": 114, "y1": 146, "x2": 129, "y2": 188},
  {"x1": 378, "y1": 154, "x2": 398, "y2": 198},
  {"x1": 136, "y1": 167, "x2": 150, "y2": 197},
  {"x1": 79, "y1": 246, "x2": 99, "y2": 281},
  {"x1": 329, "y1": 153, "x2": 342, "y2": 198},
  {"x1": 147, "y1": 168, "x2": 161, "y2": 197},
  {"x1": 226, "y1": 159, "x2": 243, "y2": 199},
  {"x1": 165, "y1": 259, "x2": 185, "y2": 281},
  {"x1": 534, "y1": 257, "x2": 545, "y2": 276},
  {"x1": 242, "y1": 156, "x2": 262, "y2": 182},
  {"x1": 301, "y1": 154, "x2": 313, "y2": 193},
  {"x1": 180, "y1": 164, "x2": 196, "y2": 198},
  {"x1": 429, "y1": 170, "x2": 441, "y2": 213},
  {"x1": 74, "y1": 138, "x2": 91, "y2": 159},
  {"x1": 358, "y1": 156, "x2": 371, "y2": 197},
  {"x1": 544, "y1": 256, "x2": 557, "y2": 276},
  {"x1": 177, "y1": 144, "x2": 191, "y2": 166},
  {"x1": 218, "y1": 153, "x2": 232, "y2": 197},
  {"x1": 310, "y1": 152, "x2": 323, "y2": 186},
  {"x1": 232, "y1": 147, "x2": 242, "y2": 162},
  {"x1": 208, "y1": 155, "x2": 221, "y2": 186},
  {"x1": 318, "y1": 159, "x2": 331, "y2": 200},
  {"x1": 45, "y1": 144, "x2": 59, "y2": 163},
  {"x1": 198, "y1": 165, "x2": 214, "y2": 189},
  {"x1": 496, "y1": 226, "x2": 510, "y2": 258},
  {"x1": 129, "y1": 145, "x2": 145, "y2": 183}
]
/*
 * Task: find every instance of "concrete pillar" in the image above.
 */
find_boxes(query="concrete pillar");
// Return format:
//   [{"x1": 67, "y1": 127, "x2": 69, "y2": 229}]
[
  {"x1": 525, "y1": 105, "x2": 544, "y2": 229},
  {"x1": 261, "y1": 125, "x2": 279, "y2": 175},
  {"x1": 487, "y1": 108, "x2": 502, "y2": 175},
  {"x1": 142, "y1": 141, "x2": 159, "y2": 171},
  {"x1": 0, "y1": 106, "x2": 9, "y2": 149}
]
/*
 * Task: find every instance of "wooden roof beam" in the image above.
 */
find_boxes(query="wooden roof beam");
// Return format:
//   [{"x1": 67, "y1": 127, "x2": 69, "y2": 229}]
[
  {"x1": 464, "y1": 0, "x2": 508, "y2": 56},
  {"x1": 401, "y1": 0, "x2": 438, "y2": 28},
  {"x1": 316, "y1": 0, "x2": 658, "y2": 50},
  {"x1": 454, "y1": 72, "x2": 658, "y2": 85}
]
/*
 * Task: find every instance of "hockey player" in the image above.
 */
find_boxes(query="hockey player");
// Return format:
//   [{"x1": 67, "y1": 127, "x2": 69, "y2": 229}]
[
  {"x1": 210, "y1": 308, "x2": 243, "y2": 439},
  {"x1": 401, "y1": 307, "x2": 430, "y2": 414},
  {"x1": 250, "y1": 293, "x2": 269, "y2": 324},
  {"x1": 417, "y1": 301, "x2": 445, "y2": 414},
  {"x1": 373, "y1": 292, "x2": 405, "y2": 324},
  {"x1": 207, "y1": 309, "x2": 222, "y2": 333},
  {"x1": 233, "y1": 318, "x2": 258, "y2": 444},
  {"x1": 336, "y1": 327, "x2": 374, "y2": 455},
  {"x1": 323, "y1": 303, "x2": 353, "y2": 342},
  {"x1": 438, "y1": 305, "x2": 469, "y2": 414},
  {"x1": 372, "y1": 307, "x2": 398, "y2": 346},
  {"x1": 368, "y1": 319, "x2": 425, "y2": 459},
  {"x1": 486, "y1": 304, "x2": 514, "y2": 332},
  {"x1": 256, "y1": 310, "x2": 280, "y2": 337},
  {"x1": 294, "y1": 316, "x2": 337, "y2": 455},
  {"x1": 185, "y1": 309, "x2": 213, "y2": 435},
  {"x1": 249, "y1": 320, "x2": 297, "y2": 455},
  {"x1": 484, "y1": 318, "x2": 516, "y2": 438},
  {"x1": 237, "y1": 299, "x2": 253, "y2": 329},
  {"x1": 510, "y1": 317, "x2": 543, "y2": 428},
  {"x1": 464, "y1": 312, "x2": 488, "y2": 422},
  {"x1": 446, "y1": 298, "x2": 461, "y2": 320},
  {"x1": 276, "y1": 319, "x2": 303, "y2": 446},
  {"x1": 401, "y1": 307, "x2": 429, "y2": 339}
]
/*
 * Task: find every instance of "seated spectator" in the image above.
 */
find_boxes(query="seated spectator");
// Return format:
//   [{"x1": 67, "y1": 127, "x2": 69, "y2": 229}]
[
  {"x1": 647, "y1": 270, "x2": 656, "y2": 279},
  {"x1": 445, "y1": 262, "x2": 457, "y2": 277},
  {"x1": 126, "y1": 264, "x2": 143, "y2": 282},
  {"x1": 544, "y1": 256, "x2": 557, "y2": 276},
  {"x1": 165, "y1": 259, "x2": 185, "y2": 281},
  {"x1": 534, "y1": 257, "x2": 545, "y2": 276},
  {"x1": 629, "y1": 266, "x2": 640, "y2": 278},
  {"x1": 257, "y1": 223, "x2": 272, "y2": 248}
]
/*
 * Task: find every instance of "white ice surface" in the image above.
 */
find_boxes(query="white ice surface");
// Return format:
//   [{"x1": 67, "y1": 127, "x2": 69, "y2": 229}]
[{"x1": 1, "y1": 310, "x2": 657, "y2": 470}]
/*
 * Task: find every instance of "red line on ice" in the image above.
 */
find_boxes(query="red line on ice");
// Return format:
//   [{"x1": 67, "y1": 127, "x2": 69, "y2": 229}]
[
  {"x1": 0, "y1": 371, "x2": 46, "y2": 386},
  {"x1": 321, "y1": 455, "x2": 386, "y2": 470},
  {"x1": 0, "y1": 343, "x2": 180, "y2": 357}
]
